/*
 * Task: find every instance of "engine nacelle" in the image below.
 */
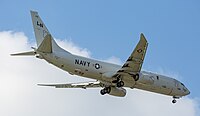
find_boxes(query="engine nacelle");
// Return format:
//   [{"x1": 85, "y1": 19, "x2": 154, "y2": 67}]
[
  {"x1": 137, "y1": 73, "x2": 154, "y2": 85},
  {"x1": 109, "y1": 87, "x2": 126, "y2": 97}
]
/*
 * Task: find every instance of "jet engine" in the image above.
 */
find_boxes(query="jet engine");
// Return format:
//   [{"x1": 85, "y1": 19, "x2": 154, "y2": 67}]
[{"x1": 109, "y1": 87, "x2": 126, "y2": 97}]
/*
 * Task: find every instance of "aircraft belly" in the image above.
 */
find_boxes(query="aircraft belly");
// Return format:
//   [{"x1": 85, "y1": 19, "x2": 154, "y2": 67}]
[
  {"x1": 83, "y1": 73, "x2": 102, "y2": 80},
  {"x1": 135, "y1": 83, "x2": 173, "y2": 96},
  {"x1": 42, "y1": 53, "x2": 74, "y2": 73}
]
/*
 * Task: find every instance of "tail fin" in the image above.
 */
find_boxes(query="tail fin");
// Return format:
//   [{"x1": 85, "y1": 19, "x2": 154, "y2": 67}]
[
  {"x1": 11, "y1": 11, "x2": 68, "y2": 57},
  {"x1": 30, "y1": 11, "x2": 49, "y2": 47},
  {"x1": 30, "y1": 11, "x2": 65, "y2": 53}
]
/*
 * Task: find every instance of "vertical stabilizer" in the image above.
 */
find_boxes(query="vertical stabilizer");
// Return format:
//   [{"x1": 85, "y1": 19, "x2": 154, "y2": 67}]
[
  {"x1": 31, "y1": 11, "x2": 49, "y2": 47},
  {"x1": 30, "y1": 11, "x2": 66, "y2": 53}
]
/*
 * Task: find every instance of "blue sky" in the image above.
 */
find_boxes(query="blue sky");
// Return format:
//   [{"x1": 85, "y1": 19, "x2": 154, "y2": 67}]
[{"x1": 0, "y1": 0, "x2": 200, "y2": 106}]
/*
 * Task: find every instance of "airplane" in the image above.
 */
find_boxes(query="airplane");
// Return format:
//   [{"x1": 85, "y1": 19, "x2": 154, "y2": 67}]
[{"x1": 11, "y1": 11, "x2": 190, "y2": 104}]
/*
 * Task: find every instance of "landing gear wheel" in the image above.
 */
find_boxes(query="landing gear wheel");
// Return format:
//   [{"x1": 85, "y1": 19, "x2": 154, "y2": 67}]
[
  {"x1": 117, "y1": 81, "x2": 124, "y2": 87},
  {"x1": 112, "y1": 77, "x2": 120, "y2": 83},
  {"x1": 104, "y1": 88, "x2": 108, "y2": 93},
  {"x1": 172, "y1": 99, "x2": 177, "y2": 104},
  {"x1": 100, "y1": 89, "x2": 106, "y2": 95},
  {"x1": 105, "y1": 87, "x2": 111, "y2": 94},
  {"x1": 133, "y1": 74, "x2": 139, "y2": 81},
  {"x1": 100, "y1": 87, "x2": 111, "y2": 95}
]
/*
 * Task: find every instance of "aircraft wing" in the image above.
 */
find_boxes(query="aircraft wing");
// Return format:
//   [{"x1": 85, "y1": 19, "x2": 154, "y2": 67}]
[
  {"x1": 113, "y1": 33, "x2": 148, "y2": 78},
  {"x1": 38, "y1": 81, "x2": 101, "y2": 89}
]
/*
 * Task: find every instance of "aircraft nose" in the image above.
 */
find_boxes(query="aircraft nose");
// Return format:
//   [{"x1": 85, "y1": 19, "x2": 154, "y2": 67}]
[
  {"x1": 184, "y1": 87, "x2": 190, "y2": 95},
  {"x1": 186, "y1": 89, "x2": 190, "y2": 95}
]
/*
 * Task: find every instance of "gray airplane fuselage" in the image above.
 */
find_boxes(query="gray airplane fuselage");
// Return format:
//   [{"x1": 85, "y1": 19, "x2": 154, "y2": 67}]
[{"x1": 39, "y1": 50, "x2": 190, "y2": 98}]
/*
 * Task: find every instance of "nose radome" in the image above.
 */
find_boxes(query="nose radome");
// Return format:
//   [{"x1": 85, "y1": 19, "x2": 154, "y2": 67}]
[
  {"x1": 186, "y1": 89, "x2": 190, "y2": 95},
  {"x1": 184, "y1": 87, "x2": 190, "y2": 96}
]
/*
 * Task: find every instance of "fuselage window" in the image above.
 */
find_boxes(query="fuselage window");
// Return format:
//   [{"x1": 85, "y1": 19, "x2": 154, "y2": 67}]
[{"x1": 156, "y1": 76, "x2": 159, "y2": 80}]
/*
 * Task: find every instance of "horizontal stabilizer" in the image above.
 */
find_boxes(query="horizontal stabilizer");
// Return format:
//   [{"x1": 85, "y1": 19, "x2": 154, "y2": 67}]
[
  {"x1": 38, "y1": 84, "x2": 55, "y2": 87},
  {"x1": 11, "y1": 51, "x2": 35, "y2": 56}
]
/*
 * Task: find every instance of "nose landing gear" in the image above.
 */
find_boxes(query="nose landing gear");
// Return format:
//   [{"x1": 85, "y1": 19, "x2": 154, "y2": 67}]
[
  {"x1": 172, "y1": 99, "x2": 177, "y2": 104},
  {"x1": 172, "y1": 96, "x2": 180, "y2": 104}
]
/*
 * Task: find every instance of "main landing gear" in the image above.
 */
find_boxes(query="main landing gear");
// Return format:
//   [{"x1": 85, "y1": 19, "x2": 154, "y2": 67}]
[
  {"x1": 116, "y1": 81, "x2": 124, "y2": 88},
  {"x1": 100, "y1": 87, "x2": 111, "y2": 95},
  {"x1": 100, "y1": 79, "x2": 124, "y2": 96},
  {"x1": 114, "y1": 73, "x2": 139, "y2": 88},
  {"x1": 112, "y1": 77, "x2": 125, "y2": 88}
]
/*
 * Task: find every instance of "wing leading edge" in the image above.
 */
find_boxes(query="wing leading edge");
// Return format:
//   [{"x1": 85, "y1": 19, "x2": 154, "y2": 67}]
[{"x1": 113, "y1": 33, "x2": 148, "y2": 79}]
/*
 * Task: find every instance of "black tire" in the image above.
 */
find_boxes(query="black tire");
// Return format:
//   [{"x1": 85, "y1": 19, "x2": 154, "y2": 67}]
[
  {"x1": 172, "y1": 99, "x2": 176, "y2": 104},
  {"x1": 120, "y1": 81, "x2": 124, "y2": 86},
  {"x1": 117, "y1": 81, "x2": 124, "y2": 87},
  {"x1": 117, "y1": 82, "x2": 121, "y2": 87},
  {"x1": 104, "y1": 89, "x2": 108, "y2": 93},
  {"x1": 100, "y1": 89, "x2": 105, "y2": 95},
  {"x1": 107, "y1": 87, "x2": 111, "y2": 94}
]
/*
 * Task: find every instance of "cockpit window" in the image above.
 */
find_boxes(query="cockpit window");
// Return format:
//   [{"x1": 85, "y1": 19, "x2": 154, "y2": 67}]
[{"x1": 181, "y1": 83, "x2": 185, "y2": 87}]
